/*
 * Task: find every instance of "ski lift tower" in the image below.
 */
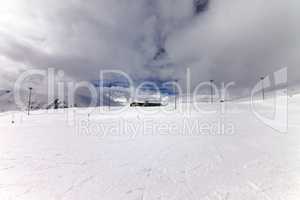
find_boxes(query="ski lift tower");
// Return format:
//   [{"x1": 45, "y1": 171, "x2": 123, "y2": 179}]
[{"x1": 27, "y1": 87, "x2": 33, "y2": 115}]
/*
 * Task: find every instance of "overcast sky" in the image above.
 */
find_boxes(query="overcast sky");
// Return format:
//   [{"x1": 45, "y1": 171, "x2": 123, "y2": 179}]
[{"x1": 0, "y1": 0, "x2": 299, "y2": 93}]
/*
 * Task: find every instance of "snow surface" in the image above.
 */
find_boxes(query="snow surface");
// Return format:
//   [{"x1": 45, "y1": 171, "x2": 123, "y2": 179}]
[{"x1": 0, "y1": 95, "x2": 300, "y2": 200}]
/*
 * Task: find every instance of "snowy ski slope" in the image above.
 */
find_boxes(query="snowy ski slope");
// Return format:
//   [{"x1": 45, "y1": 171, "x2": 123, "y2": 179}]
[{"x1": 0, "y1": 95, "x2": 299, "y2": 200}]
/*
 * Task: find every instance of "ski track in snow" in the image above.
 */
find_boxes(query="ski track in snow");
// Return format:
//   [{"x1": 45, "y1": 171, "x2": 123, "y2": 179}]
[{"x1": 0, "y1": 96, "x2": 300, "y2": 200}]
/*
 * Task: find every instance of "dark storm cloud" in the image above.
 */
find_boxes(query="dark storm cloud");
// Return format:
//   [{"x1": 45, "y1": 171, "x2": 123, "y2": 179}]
[
  {"x1": 0, "y1": 0, "x2": 299, "y2": 92},
  {"x1": 166, "y1": 0, "x2": 300, "y2": 89}
]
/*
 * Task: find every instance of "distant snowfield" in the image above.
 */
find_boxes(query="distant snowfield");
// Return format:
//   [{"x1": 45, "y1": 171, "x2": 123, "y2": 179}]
[{"x1": 0, "y1": 95, "x2": 300, "y2": 200}]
